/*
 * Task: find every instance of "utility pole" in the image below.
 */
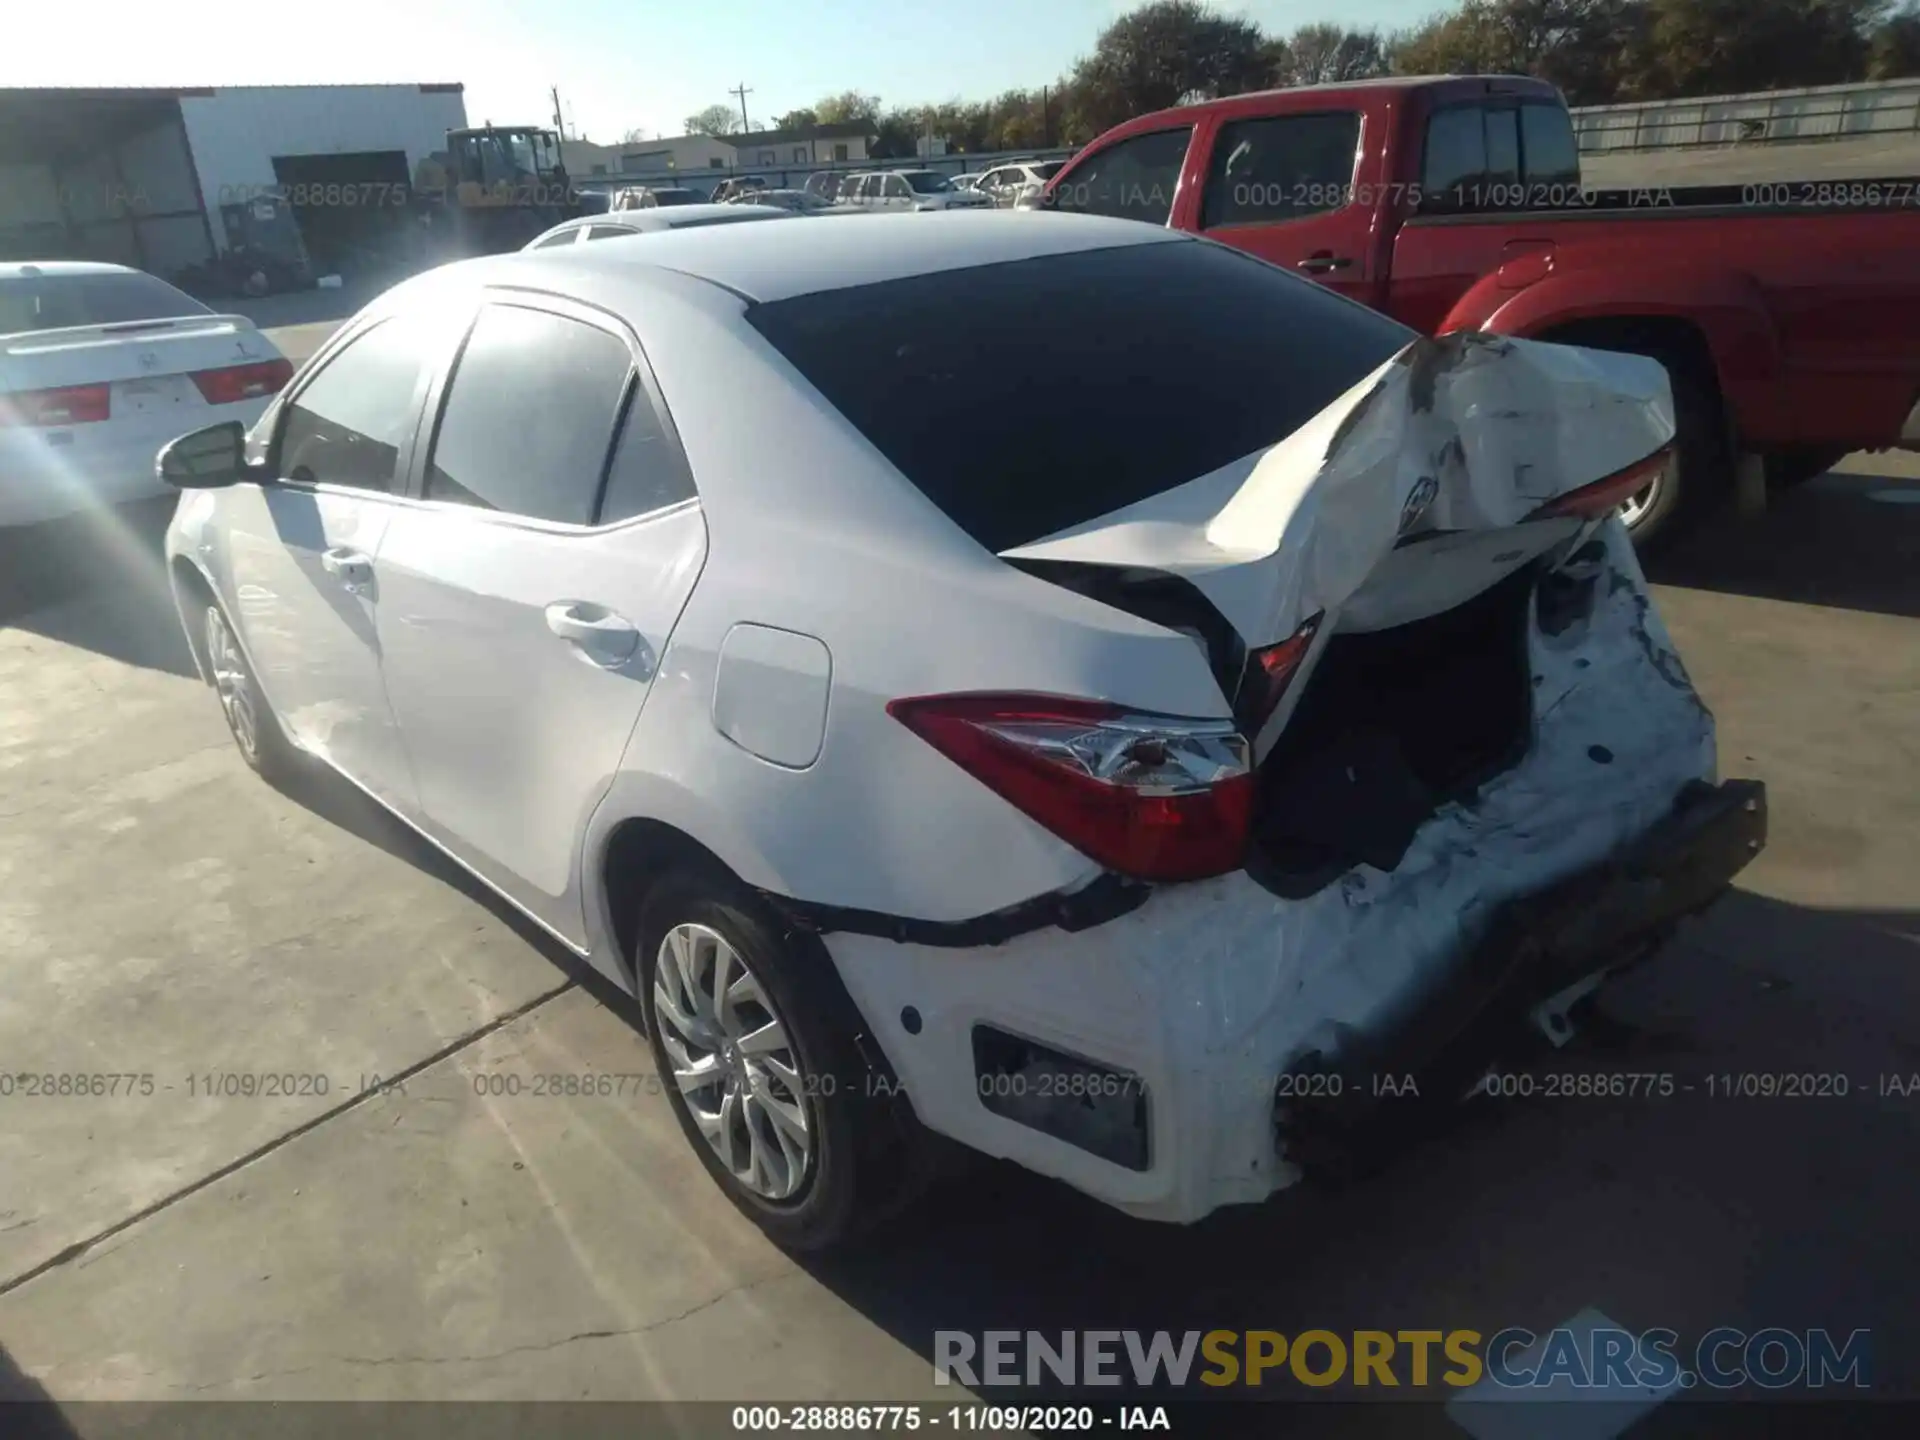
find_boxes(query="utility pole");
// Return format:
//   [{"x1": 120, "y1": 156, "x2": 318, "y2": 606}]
[
  {"x1": 550, "y1": 85, "x2": 566, "y2": 138},
  {"x1": 730, "y1": 83, "x2": 754, "y2": 135},
  {"x1": 1041, "y1": 85, "x2": 1050, "y2": 148}
]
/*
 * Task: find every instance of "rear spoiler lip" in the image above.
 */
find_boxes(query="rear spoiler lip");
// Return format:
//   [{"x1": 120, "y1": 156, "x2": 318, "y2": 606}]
[{"x1": 3, "y1": 312, "x2": 258, "y2": 351}]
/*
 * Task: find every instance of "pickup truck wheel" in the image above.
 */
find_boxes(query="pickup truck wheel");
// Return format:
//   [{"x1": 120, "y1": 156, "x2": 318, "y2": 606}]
[
  {"x1": 1621, "y1": 360, "x2": 1728, "y2": 553},
  {"x1": 635, "y1": 870, "x2": 906, "y2": 1252}
]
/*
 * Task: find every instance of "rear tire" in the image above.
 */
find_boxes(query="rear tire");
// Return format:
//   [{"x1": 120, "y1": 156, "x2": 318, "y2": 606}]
[{"x1": 635, "y1": 869, "x2": 909, "y2": 1252}]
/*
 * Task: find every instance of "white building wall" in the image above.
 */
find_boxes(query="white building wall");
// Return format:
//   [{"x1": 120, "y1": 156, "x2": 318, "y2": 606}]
[{"x1": 180, "y1": 85, "x2": 468, "y2": 227}]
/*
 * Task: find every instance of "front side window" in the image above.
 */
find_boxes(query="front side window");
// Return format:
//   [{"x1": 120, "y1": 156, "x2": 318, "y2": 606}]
[
  {"x1": 1049, "y1": 127, "x2": 1193, "y2": 226},
  {"x1": 1201, "y1": 112, "x2": 1363, "y2": 229},
  {"x1": 424, "y1": 305, "x2": 634, "y2": 525},
  {"x1": 276, "y1": 313, "x2": 443, "y2": 492},
  {"x1": 885, "y1": 176, "x2": 912, "y2": 200}
]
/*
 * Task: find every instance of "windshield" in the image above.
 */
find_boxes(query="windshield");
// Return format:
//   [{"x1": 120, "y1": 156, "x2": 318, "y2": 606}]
[
  {"x1": 745, "y1": 239, "x2": 1414, "y2": 552},
  {"x1": 903, "y1": 172, "x2": 952, "y2": 194},
  {"x1": 651, "y1": 189, "x2": 697, "y2": 206},
  {"x1": 0, "y1": 272, "x2": 210, "y2": 335}
]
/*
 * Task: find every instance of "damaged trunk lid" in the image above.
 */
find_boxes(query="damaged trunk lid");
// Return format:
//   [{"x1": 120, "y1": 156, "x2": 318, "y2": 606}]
[{"x1": 1000, "y1": 330, "x2": 1677, "y2": 887}]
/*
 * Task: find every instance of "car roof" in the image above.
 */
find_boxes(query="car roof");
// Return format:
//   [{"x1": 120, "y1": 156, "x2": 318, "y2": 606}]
[
  {"x1": 0, "y1": 261, "x2": 141, "y2": 279},
  {"x1": 506, "y1": 210, "x2": 1184, "y2": 305}
]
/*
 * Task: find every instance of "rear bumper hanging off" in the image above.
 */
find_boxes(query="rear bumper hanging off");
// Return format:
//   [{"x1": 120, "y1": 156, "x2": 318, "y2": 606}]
[{"x1": 1275, "y1": 778, "x2": 1767, "y2": 1180}]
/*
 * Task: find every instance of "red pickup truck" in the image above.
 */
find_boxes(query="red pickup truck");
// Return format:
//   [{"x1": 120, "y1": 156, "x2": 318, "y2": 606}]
[{"x1": 1035, "y1": 75, "x2": 1920, "y2": 547}]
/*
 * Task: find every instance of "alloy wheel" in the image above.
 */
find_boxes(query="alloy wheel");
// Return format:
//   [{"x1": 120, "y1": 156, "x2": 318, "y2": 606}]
[
  {"x1": 205, "y1": 606, "x2": 258, "y2": 760},
  {"x1": 652, "y1": 922, "x2": 814, "y2": 1201}
]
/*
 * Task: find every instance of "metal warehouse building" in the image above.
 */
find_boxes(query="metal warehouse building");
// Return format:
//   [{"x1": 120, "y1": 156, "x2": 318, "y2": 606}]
[{"x1": 0, "y1": 84, "x2": 468, "y2": 282}]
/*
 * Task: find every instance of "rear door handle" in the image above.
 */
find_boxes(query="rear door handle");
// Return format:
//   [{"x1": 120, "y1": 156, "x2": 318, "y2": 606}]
[
  {"x1": 545, "y1": 601, "x2": 642, "y2": 666},
  {"x1": 321, "y1": 548, "x2": 373, "y2": 586},
  {"x1": 1297, "y1": 253, "x2": 1355, "y2": 274}
]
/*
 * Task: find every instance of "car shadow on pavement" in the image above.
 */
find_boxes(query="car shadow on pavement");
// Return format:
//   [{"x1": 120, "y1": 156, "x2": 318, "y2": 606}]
[
  {"x1": 0, "y1": 500, "x2": 197, "y2": 680},
  {"x1": 263, "y1": 754, "x2": 643, "y2": 1025},
  {"x1": 800, "y1": 890, "x2": 1920, "y2": 1413},
  {"x1": 1645, "y1": 467, "x2": 1920, "y2": 619},
  {"x1": 0, "y1": 1343, "x2": 81, "y2": 1439}
]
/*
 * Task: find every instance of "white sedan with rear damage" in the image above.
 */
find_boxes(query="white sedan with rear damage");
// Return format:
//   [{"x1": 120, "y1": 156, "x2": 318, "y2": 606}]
[
  {"x1": 2, "y1": 261, "x2": 292, "y2": 528},
  {"x1": 155, "y1": 213, "x2": 1766, "y2": 1250}
]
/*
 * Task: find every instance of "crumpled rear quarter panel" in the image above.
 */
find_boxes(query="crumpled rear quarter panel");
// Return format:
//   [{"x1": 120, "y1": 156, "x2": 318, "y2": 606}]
[{"x1": 825, "y1": 520, "x2": 1716, "y2": 1222}]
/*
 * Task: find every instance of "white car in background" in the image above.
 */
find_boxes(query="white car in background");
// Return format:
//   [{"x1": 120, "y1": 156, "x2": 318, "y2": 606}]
[
  {"x1": 976, "y1": 160, "x2": 1067, "y2": 207},
  {"x1": 157, "y1": 215, "x2": 1763, "y2": 1251},
  {"x1": 837, "y1": 171, "x2": 992, "y2": 212},
  {"x1": 1, "y1": 261, "x2": 291, "y2": 529},
  {"x1": 524, "y1": 204, "x2": 794, "y2": 250}
]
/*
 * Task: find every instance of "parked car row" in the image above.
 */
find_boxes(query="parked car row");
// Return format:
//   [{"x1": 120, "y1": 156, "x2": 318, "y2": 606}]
[{"x1": 830, "y1": 170, "x2": 992, "y2": 212}]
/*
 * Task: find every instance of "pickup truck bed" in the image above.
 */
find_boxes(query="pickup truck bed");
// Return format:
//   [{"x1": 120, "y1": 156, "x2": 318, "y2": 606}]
[{"x1": 1040, "y1": 75, "x2": 1920, "y2": 545}]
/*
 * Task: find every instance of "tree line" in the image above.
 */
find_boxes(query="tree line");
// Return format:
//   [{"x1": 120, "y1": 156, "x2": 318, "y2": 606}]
[{"x1": 667, "y1": 0, "x2": 1920, "y2": 156}]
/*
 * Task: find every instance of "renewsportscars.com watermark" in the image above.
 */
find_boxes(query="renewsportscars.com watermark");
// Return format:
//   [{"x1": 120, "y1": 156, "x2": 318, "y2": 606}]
[{"x1": 933, "y1": 1327, "x2": 1871, "y2": 1391}]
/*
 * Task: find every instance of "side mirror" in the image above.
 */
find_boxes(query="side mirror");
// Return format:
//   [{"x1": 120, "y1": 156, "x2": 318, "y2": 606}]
[{"x1": 158, "y1": 421, "x2": 248, "y2": 490}]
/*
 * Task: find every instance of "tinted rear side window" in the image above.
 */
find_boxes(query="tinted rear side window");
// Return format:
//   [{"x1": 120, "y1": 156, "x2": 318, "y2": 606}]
[
  {"x1": 1521, "y1": 103, "x2": 1581, "y2": 188},
  {"x1": 746, "y1": 240, "x2": 1414, "y2": 552},
  {"x1": 0, "y1": 272, "x2": 210, "y2": 333},
  {"x1": 425, "y1": 304, "x2": 634, "y2": 525},
  {"x1": 1050, "y1": 127, "x2": 1193, "y2": 225}
]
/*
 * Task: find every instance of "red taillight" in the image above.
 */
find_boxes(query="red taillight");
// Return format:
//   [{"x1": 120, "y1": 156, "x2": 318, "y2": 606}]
[
  {"x1": 190, "y1": 358, "x2": 295, "y2": 406},
  {"x1": 0, "y1": 383, "x2": 110, "y2": 428},
  {"x1": 1529, "y1": 445, "x2": 1674, "y2": 521},
  {"x1": 1236, "y1": 612, "x2": 1324, "y2": 736},
  {"x1": 887, "y1": 694, "x2": 1255, "y2": 882}
]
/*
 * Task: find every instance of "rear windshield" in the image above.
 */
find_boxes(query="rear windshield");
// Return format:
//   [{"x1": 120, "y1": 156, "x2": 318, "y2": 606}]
[
  {"x1": 903, "y1": 172, "x2": 951, "y2": 193},
  {"x1": 651, "y1": 189, "x2": 697, "y2": 205},
  {"x1": 1033, "y1": 161, "x2": 1067, "y2": 181},
  {"x1": 745, "y1": 239, "x2": 1414, "y2": 551},
  {"x1": 0, "y1": 272, "x2": 210, "y2": 335}
]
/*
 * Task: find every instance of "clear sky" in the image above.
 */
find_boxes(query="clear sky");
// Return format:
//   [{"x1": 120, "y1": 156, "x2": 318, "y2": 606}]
[{"x1": 8, "y1": 0, "x2": 1444, "y2": 143}]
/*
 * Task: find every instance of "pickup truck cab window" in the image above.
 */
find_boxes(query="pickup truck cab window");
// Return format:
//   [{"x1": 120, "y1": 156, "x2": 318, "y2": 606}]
[
  {"x1": 1423, "y1": 100, "x2": 1580, "y2": 213},
  {"x1": 1201, "y1": 111, "x2": 1363, "y2": 229},
  {"x1": 1050, "y1": 127, "x2": 1193, "y2": 225}
]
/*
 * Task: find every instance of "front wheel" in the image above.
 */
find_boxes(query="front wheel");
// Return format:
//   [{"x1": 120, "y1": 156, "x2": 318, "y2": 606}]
[
  {"x1": 636, "y1": 872, "x2": 908, "y2": 1251},
  {"x1": 203, "y1": 602, "x2": 298, "y2": 782}
]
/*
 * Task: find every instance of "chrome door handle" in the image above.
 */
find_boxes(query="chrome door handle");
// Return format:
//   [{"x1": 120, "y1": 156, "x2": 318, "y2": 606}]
[
  {"x1": 321, "y1": 548, "x2": 373, "y2": 585},
  {"x1": 545, "y1": 601, "x2": 641, "y2": 665},
  {"x1": 1297, "y1": 253, "x2": 1354, "y2": 274}
]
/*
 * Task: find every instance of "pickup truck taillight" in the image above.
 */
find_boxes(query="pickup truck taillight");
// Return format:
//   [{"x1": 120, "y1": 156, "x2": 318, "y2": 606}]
[
  {"x1": 0, "y1": 383, "x2": 110, "y2": 427},
  {"x1": 1529, "y1": 445, "x2": 1675, "y2": 521},
  {"x1": 190, "y1": 358, "x2": 295, "y2": 406},
  {"x1": 887, "y1": 694, "x2": 1254, "y2": 882}
]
